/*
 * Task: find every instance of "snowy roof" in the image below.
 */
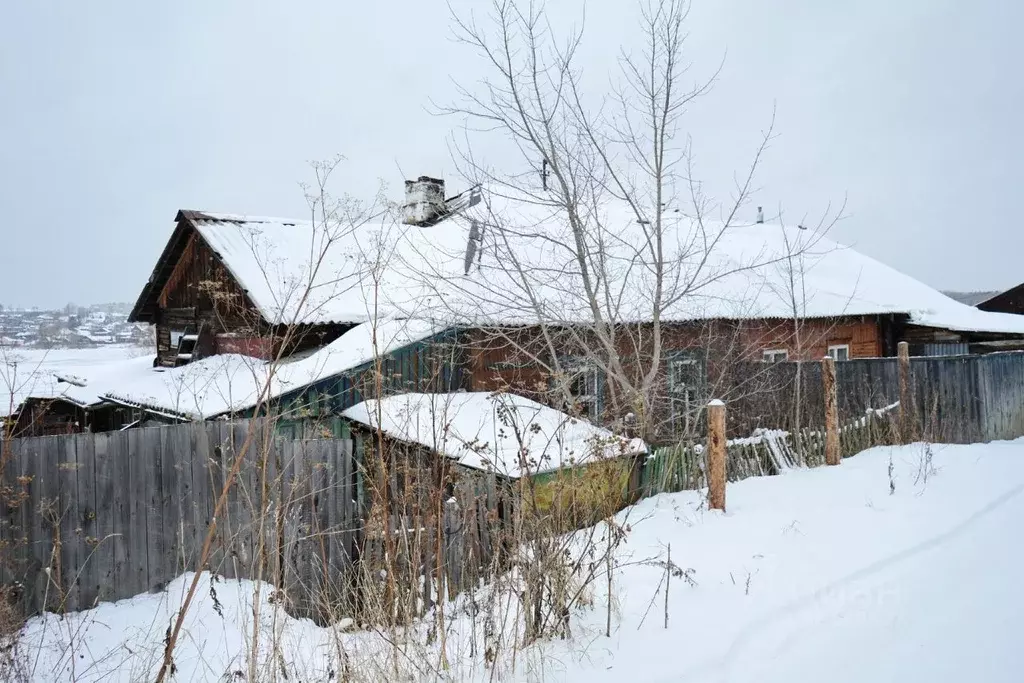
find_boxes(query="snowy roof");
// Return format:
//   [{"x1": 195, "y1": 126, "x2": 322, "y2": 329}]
[
  {"x1": 17, "y1": 319, "x2": 441, "y2": 420},
  {"x1": 184, "y1": 210, "x2": 388, "y2": 325},
  {"x1": 0, "y1": 346, "x2": 150, "y2": 417},
  {"x1": 395, "y1": 195, "x2": 1024, "y2": 334},
  {"x1": 943, "y1": 290, "x2": 1001, "y2": 307},
  {"x1": 171, "y1": 196, "x2": 1024, "y2": 336},
  {"x1": 342, "y1": 391, "x2": 646, "y2": 478}
]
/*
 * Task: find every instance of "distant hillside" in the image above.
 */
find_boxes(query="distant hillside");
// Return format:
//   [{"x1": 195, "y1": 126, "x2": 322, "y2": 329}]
[{"x1": 943, "y1": 290, "x2": 1000, "y2": 306}]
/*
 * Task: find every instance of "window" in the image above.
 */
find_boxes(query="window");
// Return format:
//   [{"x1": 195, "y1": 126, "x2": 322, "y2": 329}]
[
  {"x1": 668, "y1": 358, "x2": 698, "y2": 394},
  {"x1": 827, "y1": 344, "x2": 850, "y2": 362},
  {"x1": 667, "y1": 353, "x2": 705, "y2": 435},
  {"x1": 762, "y1": 349, "x2": 789, "y2": 363},
  {"x1": 552, "y1": 358, "x2": 603, "y2": 421},
  {"x1": 568, "y1": 365, "x2": 602, "y2": 420},
  {"x1": 169, "y1": 329, "x2": 186, "y2": 348}
]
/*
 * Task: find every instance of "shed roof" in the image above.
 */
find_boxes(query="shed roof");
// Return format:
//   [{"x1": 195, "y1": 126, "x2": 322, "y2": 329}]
[
  {"x1": 342, "y1": 391, "x2": 646, "y2": 478},
  {"x1": 22, "y1": 319, "x2": 442, "y2": 420}
]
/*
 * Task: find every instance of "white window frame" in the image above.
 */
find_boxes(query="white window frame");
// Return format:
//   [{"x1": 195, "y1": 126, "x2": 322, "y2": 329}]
[
  {"x1": 566, "y1": 363, "x2": 601, "y2": 420},
  {"x1": 169, "y1": 329, "x2": 186, "y2": 349},
  {"x1": 668, "y1": 356, "x2": 702, "y2": 434},
  {"x1": 762, "y1": 349, "x2": 789, "y2": 363},
  {"x1": 827, "y1": 344, "x2": 850, "y2": 361},
  {"x1": 668, "y1": 357, "x2": 699, "y2": 394}
]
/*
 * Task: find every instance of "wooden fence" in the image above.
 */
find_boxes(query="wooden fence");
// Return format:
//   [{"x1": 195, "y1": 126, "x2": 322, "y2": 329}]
[
  {"x1": 640, "y1": 403, "x2": 899, "y2": 497},
  {"x1": 0, "y1": 421, "x2": 340, "y2": 618},
  {"x1": 0, "y1": 419, "x2": 501, "y2": 622},
  {"x1": 722, "y1": 350, "x2": 1024, "y2": 442},
  {"x1": 4, "y1": 350, "x2": 1024, "y2": 620}
]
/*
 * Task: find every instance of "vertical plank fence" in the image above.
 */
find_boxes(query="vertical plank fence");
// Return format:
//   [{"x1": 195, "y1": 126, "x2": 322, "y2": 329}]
[{"x1": 5, "y1": 350, "x2": 1024, "y2": 620}]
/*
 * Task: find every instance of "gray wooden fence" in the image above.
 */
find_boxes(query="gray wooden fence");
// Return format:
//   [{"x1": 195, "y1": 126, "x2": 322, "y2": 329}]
[
  {"x1": 0, "y1": 418, "x2": 503, "y2": 623},
  {"x1": 724, "y1": 350, "x2": 1024, "y2": 442},
  {"x1": 0, "y1": 420, "x2": 365, "y2": 620},
  {"x1": 5, "y1": 351, "x2": 1024, "y2": 621}
]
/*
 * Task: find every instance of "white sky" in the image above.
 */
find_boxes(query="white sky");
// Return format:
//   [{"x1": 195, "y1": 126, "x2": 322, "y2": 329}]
[{"x1": 1, "y1": 0, "x2": 1021, "y2": 308}]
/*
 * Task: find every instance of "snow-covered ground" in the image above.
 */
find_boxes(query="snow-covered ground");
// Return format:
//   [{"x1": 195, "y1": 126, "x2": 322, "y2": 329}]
[{"x1": 15, "y1": 440, "x2": 1024, "y2": 682}]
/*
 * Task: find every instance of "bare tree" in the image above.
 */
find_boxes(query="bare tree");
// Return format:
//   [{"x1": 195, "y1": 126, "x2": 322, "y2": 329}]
[
  {"x1": 768, "y1": 205, "x2": 846, "y2": 461},
  {"x1": 154, "y1": 159, "x2": 398, "y2": 682},
  {"x1": 417, "y1": 0, "x2": 830, "y2": 442}
]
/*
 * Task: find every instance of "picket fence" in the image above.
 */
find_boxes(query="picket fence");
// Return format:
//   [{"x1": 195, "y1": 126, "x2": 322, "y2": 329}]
[{"x1": 640, "y1": 403, "x2": 900, "y2": 496}]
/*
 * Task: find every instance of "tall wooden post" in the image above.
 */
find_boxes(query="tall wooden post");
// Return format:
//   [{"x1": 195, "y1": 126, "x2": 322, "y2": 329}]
[
  {"x1": 822, "y1": 356, "x2": 840, "y2": 466},
  {"x1": 898, "y1": 341, "x2": 911, "y2": 444},
  {"x1": 815, "y1": 358, "x2": 839, "y2": 464},
  {"x1": 707, "y1": 400, "x2": 727, "y2": 511}
]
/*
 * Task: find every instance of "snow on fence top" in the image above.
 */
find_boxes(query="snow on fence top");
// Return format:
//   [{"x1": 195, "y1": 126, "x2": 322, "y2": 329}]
[
  {"x1": 342, "y1": 391, "x2": 647, "y2": 478},
  {"x1": 179, "y1": 195, "x2": 1024, "y2": 334}
]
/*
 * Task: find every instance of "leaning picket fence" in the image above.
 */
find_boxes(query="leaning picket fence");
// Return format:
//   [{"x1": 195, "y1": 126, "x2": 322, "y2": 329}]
[{"x1": 640, "y1": 402, "x2": 900, "y2": 497}]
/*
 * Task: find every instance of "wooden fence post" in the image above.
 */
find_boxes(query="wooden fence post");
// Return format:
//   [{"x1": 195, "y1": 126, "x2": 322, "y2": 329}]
[
  {"x1": 707, "y1": 400, "x2": 726, "y2": 511},
  {"x1": 898, "y1": 341, "x2": 911, "y2": 443},
  {"x1": 822, "y1": 356, "x2": 840, "y2": 466}
]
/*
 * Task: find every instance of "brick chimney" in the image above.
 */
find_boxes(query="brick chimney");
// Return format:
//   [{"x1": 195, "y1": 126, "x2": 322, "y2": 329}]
[{"x1": 403, "y1": 176, "x2": 446, "y2": 225}]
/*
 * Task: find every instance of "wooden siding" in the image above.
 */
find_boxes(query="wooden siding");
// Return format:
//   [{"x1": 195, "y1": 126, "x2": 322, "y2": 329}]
[
  {"x1": 152, "y1": 228, "x2": 261, "y2": 365},
  {"x1": 10, "y1": 398, "x2": 87, "y2": 437},
  {"x1": 215, "y1": 334, "x2": 274, "y2": 359},
  {"x1": 732, "y1": 317, "x2": 883, "y2": 361},
  {"x1": 465, "y1": 317, "x2": 884, "y2": 394},
  {"x1": 157, "y1": 230, "x2": 254, "y2": 323},
  {"x1": 238, "y1": 330, "x2": 468, "y2": 422}
]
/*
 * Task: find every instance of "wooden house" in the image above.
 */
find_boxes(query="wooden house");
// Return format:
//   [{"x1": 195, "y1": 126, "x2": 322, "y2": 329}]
[
  {"x1": 18, "y1": 183, "x2": 1024, "y2": 441},
  {"x1": 128, "y1": 181, "x2": 481, "y2": 368},
  {"x1": 128, "y1": 210, "x2": 368, "y2": 367}
]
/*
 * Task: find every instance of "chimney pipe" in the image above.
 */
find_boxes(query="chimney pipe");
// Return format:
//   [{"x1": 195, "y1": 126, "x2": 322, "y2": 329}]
[
  {"x1": 756, "y1": 206, "x2": 764, "y2": 224},
  {"x1": 404, "y1": 176, "x2": 446, "y2": 226}
]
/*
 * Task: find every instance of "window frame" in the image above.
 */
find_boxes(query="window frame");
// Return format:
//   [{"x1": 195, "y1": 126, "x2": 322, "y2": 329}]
[
  {"x1": 556, "y1": 357, "x2": 603, "y2": 421},
  {"x1": 762, "y1": 349, "x2": 789, "y2": 363},
  {"x1": 668, "y1": 357, "x2": 700, "y2": 394},
  {"x1": 666, "y1": 350, "x2": 706, "y2": 435},
  {"x1": 169, "y1": 329, "x2": 186, "y2": 349},
  {"x1": 827, "y1": 344, "x2": 851, "y2": 361}
]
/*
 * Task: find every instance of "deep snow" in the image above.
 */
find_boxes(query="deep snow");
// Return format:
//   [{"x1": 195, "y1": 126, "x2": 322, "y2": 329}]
[{"x1": 16, "y1": 439, "x2": 1024, "y2": 682}]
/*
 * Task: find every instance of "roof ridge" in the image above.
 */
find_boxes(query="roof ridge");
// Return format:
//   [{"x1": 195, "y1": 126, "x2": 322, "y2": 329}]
[{"x1": 176, "y1": 209, "x2": 307, "y2": 226}]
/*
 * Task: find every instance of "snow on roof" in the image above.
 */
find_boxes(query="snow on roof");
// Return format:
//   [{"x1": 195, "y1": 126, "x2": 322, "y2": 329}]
[
  {"x1": 12, "y1": 319, "x2": 441, "y2": 420},
  {"x1": 183, "y1": 196, "x2": 1024, "y2": 336},
  {"x1": 342, "y1": 391, "x2": 646, "y2": 478},
  {"x1": 406, "y1": 195, "x2": 1024, "y2": 335},
  {"x1": 103, "y1": 318, "x2": 442, "y2": 418},
  {"x1": 189, "y1": 211, "x2": 386, "y2": 326},
  {"x1": 0, "y1": 346, "x2": 150, "y2": 417}
]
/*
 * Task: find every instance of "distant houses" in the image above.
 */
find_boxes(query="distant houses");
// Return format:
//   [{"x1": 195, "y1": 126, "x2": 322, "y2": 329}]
[{"x1": 0, "y1": 304, "x2": 149, "y2": 349}]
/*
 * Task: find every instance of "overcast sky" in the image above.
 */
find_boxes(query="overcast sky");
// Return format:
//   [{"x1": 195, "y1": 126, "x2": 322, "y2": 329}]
[{"x1": 1, "y1": 0, "x2": 1021, "y2": 308}]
